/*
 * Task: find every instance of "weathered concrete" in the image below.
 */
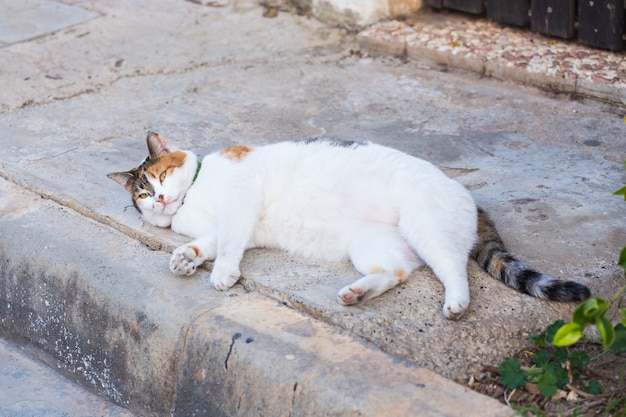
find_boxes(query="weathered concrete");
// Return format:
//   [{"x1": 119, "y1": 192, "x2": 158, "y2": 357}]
[
  {"x1": 0, "y1": 337, "x2": 134, "y2": 417},
  {"x1": 0, "y1": 177, "x2": 509, "y2": 415},
  {"x1": 0, "y1": 0, "x2": 625, "y2": 415}
]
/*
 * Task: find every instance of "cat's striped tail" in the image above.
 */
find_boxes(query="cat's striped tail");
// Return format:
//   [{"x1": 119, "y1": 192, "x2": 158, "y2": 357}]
[{"x1": 470, "y1": 207, "x2": 591, "y2": 302}]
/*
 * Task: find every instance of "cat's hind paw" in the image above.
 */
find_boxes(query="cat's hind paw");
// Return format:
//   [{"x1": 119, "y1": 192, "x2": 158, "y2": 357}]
[
  {"x1": 442, "y1": 298, "x2": 469, "y2": 320},
  {"x1": 170, "y1": 245, "x2": 200, "y2": 276}
]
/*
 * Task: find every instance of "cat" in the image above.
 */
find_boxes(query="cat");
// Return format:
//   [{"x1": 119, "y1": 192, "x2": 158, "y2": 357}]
[{"x1": 108, "y1": 132, "x2": 591, "y2": 319}]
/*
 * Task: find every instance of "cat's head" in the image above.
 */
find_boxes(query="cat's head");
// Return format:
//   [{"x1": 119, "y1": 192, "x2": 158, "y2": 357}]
[{"x1": 107, "y1": 132, "x2": 198, "y2": 227}]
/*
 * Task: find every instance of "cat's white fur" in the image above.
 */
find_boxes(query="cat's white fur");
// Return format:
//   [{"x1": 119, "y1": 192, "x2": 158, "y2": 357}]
[{"x1": 147, "y1": 138, "x2": 478, "y2": 319}]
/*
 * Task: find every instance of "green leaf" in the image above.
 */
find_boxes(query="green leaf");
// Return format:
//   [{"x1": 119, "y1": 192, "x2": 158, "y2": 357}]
[
  {"x1": 553, "y1": 347, "x2": 570, "y2": 364},
  {"x1": 542, "y1": 361, "x2": 569, "y2": 388},
  {"x1": 572, "y1": 298, "x2": 609, "y2": 325},
  {"x1": 532, "y1": 350, "x2": 552, "y2": 366},
  {"x1": 619, "y1": 247, "x2": 626, "y2": 270},
  {"x1": 609, "y1": 323, "x2": 626, "y2": 353},
  {"x1": 535, "y1": 320, "x2": 565, "y2": 345},
  {"x1": 569, "y1": 350, "x2": 590, "y2": 370},
  {"x1": 552, "y1": 322, "x2": 583, "y2": 347},
  {"x1": 537, "y1": 369, "x2": 558, "y2": 397},
  {"x1": 583, "y1": 379, "x2": 601, "y2": 395},
  {"x1": 530, "y1": 332, "x2": 546, "y2": 347},
  {"x1": 572, "y1": 301, "x2": 594, "y2": 326},
  {"x1": 498, "y1": 358, "x2": 528, "y2": 390},
  {"x1": 615, "y1": 185, "x2": 626, "y2": 200},
  {"x1": 596, "y1": 316, "x2": 616, "y2": 349},
  {"x1": 527, "y1": 367, "x2": 542, "y2": 383}
]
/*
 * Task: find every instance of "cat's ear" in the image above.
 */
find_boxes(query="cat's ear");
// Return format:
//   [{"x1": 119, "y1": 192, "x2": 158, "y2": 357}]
[
  {"x1": 146, "y1": 131, "x2": 175, "y2": 159},
  {"x1": 107, "y1": 171, "x2": 136, "y2": 194}
]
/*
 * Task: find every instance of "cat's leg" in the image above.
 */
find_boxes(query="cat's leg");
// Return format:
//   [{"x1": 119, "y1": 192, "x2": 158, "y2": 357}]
[
  {"x1": 170, "y1": 233, "x2": 217, "y2": 276},
  {"x1": 338, "y1": 232, "x2": 422, "y2": 305},
  {"x1": 209, "y1": 200, "x2": 260, "y2": 290},
  {"x1": 399, "y1": 214, "x2": 474, "y2": 320},
  {"x1": 420, "y1": 248, "x2": 470, "y2": 320}
]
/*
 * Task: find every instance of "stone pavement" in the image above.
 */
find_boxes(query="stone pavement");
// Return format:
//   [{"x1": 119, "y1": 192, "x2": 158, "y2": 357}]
[
  {"x1": 0, "y1": 337, "x2": 134, "y2": 417},
  {"x1": 0, "y1": 0, "x2": 625, "y2": 416},
  {"x1": 358, "y1": 10, "x2": 626, "y2": 105}
]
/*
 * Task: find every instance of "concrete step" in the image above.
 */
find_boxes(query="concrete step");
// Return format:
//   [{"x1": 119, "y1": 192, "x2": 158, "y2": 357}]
[{"x1": 0, "y1": 177, "x2": 512, "y2": 416}]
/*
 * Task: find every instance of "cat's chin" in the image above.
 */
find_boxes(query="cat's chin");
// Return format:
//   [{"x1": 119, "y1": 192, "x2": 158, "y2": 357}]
[
  {"x1": 143, "y1": 212, "x2": 173, "y2": 228},
  {"x1": 162, "y1": 199, "x2": 183, "y2": 216}
]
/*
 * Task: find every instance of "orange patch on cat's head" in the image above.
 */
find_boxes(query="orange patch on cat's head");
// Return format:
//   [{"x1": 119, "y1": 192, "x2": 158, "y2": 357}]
[
  {"x1": 219, "y1": 145, "x2": 253, "y2": 162},
  {"x1": 145, "y1": 150, "x2": 188, "y2": 179}
]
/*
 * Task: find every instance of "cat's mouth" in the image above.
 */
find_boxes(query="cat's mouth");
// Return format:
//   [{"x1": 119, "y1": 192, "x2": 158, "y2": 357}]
[{"x1": 159, "y1": 199, "x2": 180, "y2": 214}]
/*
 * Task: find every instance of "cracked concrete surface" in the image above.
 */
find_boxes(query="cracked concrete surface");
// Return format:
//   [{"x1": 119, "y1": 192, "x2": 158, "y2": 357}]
[
  {"x1": 0, "y1": 0, "x2": 625, "y2": 415},
  {"x1": 0, "y1": 0, "x2": 342, "y2": 112}
]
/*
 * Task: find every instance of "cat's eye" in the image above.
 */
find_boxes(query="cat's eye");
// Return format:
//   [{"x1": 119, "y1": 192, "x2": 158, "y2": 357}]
[
  {"x1": 159, "y1": 172, "x2": 167, "y2": 182},
  {"x1": 138, "y1": 193, "x2": 149, "y2": 199}
]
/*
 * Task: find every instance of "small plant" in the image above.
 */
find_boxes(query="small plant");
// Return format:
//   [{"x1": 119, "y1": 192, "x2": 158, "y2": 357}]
[
  {"x1": 551, "y1": 164, "x2": 626, "y2": 351},
  {"x1": 497, "y1": 323, "x2": 598, "y2": 397},
  {"x1": 497, "y1": 259, "x2": 626, "y2": 409},
  {"x1": 492, "y1": 163, "x2": 626, "y2": 415},
  {"x1": 607, "y1": 397, "x2": 626, "y2": 416},
  {"x1": 551, "y1": 284, "x2": 626, "y2": 351}
]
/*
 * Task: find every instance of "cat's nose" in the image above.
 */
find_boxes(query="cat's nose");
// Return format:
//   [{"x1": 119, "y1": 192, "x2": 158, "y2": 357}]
[{"x1": 157, "y1": 194, "x2": 165, "y2": 203}]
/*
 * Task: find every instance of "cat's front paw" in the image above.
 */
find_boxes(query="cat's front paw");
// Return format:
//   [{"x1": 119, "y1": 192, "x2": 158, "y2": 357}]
[
  {"x1": 210, "y1": 262, "x2": 241, "y2": 290},
  {"x1": 337, "y1": 285, "x2": 366, "y2": 305},
  {"x1": 170, "y1": 245, "x2": 200, "y2": 276}
]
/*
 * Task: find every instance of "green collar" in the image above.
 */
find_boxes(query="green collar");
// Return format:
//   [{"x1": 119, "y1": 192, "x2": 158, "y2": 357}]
[{"x1": 192, "y1": 162, "x2": 201, "y2": 184}]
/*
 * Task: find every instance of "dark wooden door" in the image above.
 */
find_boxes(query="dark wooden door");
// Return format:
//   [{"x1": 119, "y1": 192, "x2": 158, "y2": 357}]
[
  {"x1": 578, "y1": 0, "x2": 623, "y2": 50},
  {"x1": 530, "y1": 0, "x2": 575, "y2": 39},
  {"x1": 487, "y1": 0, "x2": 529, "y2": 26},
  {"x1": 443, "y1": 0, "x2": 485, "y2": 14}
]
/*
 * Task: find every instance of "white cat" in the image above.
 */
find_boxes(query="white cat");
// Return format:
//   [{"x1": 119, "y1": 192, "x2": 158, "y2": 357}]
[{"x1": 108, "y1": 132, "x2": 590, "y2": 319}]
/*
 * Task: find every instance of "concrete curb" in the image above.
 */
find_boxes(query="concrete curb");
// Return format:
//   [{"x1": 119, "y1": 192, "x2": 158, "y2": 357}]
[{"x1": 0, "y1": 178, "x2": 514, "y2": 416}]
